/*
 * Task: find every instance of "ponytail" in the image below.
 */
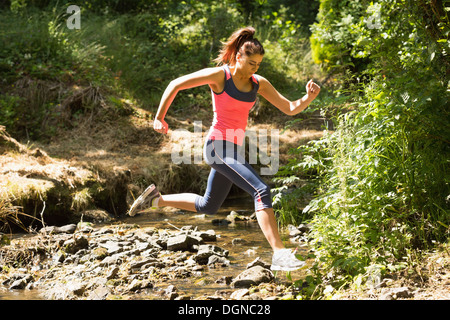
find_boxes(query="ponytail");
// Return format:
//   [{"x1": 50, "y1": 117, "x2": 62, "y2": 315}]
[{"x1": 214, "y1": 26, "x2": 265, "y2": 66}]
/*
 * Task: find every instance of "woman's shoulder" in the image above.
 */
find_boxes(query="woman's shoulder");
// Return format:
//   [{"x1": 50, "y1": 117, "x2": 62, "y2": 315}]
[
  {"x1": 200, "y1": 66, "x2": 225, "y2": 75},
  {"x1": 253, "y1": 73, "x2": 266, "y2": 81},
  {"x1": 253, "y1": 74, "x2": 270, "y2": 87},
  {"x1": 194, "y1": 66, "x2": 226, "y2": 93},
  {"x1": 182, "y1": 66, "x2": 225, "y2": 82},
  {"x1": 193, "y1": 66, "x2": 225, "y2": 82}
]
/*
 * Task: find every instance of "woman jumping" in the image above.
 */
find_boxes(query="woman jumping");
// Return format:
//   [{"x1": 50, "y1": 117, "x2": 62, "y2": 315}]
[{"x1": 128, "y1": 27, "x2": 320, "y2": 271}]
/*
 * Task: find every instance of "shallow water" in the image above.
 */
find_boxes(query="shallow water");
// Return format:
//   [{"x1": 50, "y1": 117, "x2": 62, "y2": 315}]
[
  {"x1": 124, "y1": 200, "x2": 308, "y2": 299},
  {"x1": 0, "y1": 198, "x2": 308, "y2": 300}
]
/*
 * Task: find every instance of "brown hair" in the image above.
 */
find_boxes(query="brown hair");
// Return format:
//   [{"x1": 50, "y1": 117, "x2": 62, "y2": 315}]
[{"x1": 214, "y1": 26, "x2": 265, "y2": 66}]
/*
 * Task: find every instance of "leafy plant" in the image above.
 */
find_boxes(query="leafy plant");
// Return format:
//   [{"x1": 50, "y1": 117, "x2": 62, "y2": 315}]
[{"x1": 276, "y1": 0, "x2": 450, "y2": 291}]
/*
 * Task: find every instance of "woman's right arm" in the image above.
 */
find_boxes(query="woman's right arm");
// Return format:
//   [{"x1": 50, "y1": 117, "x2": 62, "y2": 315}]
[{"x1": 154, "y1": 67, "x2": 224, "y2": 134}]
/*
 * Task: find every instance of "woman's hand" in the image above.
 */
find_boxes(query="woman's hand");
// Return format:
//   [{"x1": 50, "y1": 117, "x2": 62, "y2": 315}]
[
  {"x1": 153, "y1": 118, "x2": 169, "y2": 134},
  {"x1": 306, "y1": 80, "x2": 321, "y2": 99}
]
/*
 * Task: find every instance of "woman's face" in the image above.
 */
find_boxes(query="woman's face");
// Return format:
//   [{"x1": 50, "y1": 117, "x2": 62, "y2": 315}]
[{"x1": 236, "y1": 53, "x2": 263, "y2": 76}]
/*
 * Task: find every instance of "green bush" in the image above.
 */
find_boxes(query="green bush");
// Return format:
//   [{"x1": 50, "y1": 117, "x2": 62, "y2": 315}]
[
  {"x1": 1, "y1": 0, "x2": 321, "y2": 141},
  {"x1": 278, "y1": 0, "x2": 450, "y2": 290}
]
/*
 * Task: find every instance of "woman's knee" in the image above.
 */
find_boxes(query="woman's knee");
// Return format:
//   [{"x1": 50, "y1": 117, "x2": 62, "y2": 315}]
[
  {"x1": 255, "y1": 183, "x2": 272, "y2": 210},
  {"x1": 261, "y1": 183, "x2": 271, "y2": 197},
  {"x1": 195, "y1": 196, "x2": 220, "y2": 215}
]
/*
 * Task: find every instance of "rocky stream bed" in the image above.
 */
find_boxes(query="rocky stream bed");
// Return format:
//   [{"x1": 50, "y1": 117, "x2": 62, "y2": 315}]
[
  {"x1": 2, "y1": 210, "x2": 449, "y2": 302},
  {"x1": 0, "y1": 210, "x2": 312, "y2": 301}
]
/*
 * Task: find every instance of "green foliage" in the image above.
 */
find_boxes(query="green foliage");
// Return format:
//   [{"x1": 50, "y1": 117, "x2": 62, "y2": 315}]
[
  {"x1": 0, "y1": 0, "x2": 320, "y2": 141},
  {"x1": 310, "y1": 0, "x2": 368, "y2": 71},
  {"x1": 280, "y1": 0, "x2": 450, "y2": 289},
  {"x1": 0, "y1": 8, "x2": 72, "y2": 82},
  {"x1": 0, "y1": 95, "x2": 24, "y2": 131},
  {"x1": 272, "y1": 136, "x2": 331, "y2": 226}
]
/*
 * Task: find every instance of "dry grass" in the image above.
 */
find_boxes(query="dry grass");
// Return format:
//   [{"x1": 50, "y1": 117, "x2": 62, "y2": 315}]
[
  {"x1": 0, "y1": 148, "x2": 94, "y2": 202},
  {"x1": 0, "y1": 199, "x2": 39, "y2": 233}
]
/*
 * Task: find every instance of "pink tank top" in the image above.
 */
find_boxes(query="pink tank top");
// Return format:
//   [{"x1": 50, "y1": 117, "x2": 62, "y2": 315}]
[{"x1": 207, "y1": 65, "x2": 259, "y2": 146}]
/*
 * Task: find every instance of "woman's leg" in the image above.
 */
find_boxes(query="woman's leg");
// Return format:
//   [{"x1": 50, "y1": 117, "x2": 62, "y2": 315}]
[
  {"x1": 256, "y1": 208, "x2": 285, "y2": 251},
  {"x1": 158, "y1": 167, "x2": 233, "y2": 214},
  {"x1": 208, "y1": 140, "x2": 285, "y2": 251},
  {"x1": 157, "y1": 193, "x2": 198, "y2": 212}
]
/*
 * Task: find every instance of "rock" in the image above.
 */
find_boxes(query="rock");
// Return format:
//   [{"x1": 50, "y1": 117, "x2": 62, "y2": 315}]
[
  {"x1": 379, "y1": 287, "x2": 414, "y2": 300},
  {"x1": 231, "y1": 266, "x2": 274, "y2": 288},
  {"x1": 87, "y1": 284, "x2": 111, "y2": 300},
  {"x1": 173, "y1": 252, "x2": 188, "y2": 263},
  {"x1": 93, "y1": 227, "x2": 115, "y2": 236},
  {"x1": 232, "y1": 238, "x2": 247, "y2": 245},
  {"x1": 230, "y1": 288, "x2": 250, "y2": 300},
  {"x1": 141, "y1": 248, "x2": 160, "y2": 257},
  {"x1": 0, "y1": 222, "x2": 238, "y2": 300},
  {"x1": 164, "y1": 285, "x2": 178, "y2": 300},
  {"x1": 226, "y1": 211, "x2": 239, "y2": 223},
  {"x1": 105, "y1": 266, "x2": 120, "y2": 280},
  {"x1": 288, "y1": 224, "x2": 302, "y2": 237},
  {"x1": 215, "y1": 276, "x2": 233, "y2": 285},
  {"x1": 207, "y1": 254, "x2": 230, "y2": 267},
  {"x1": 194, "y1": 244, "x2": 229, "y2": 265},
  {"x1": 99, "y1": 254, "x2": 123, "y2": 266},
  {"x1": 175, "y1": 295, "x2": 192, "y2": 300},
  {"x1": 67, "y1": 280, "x2": 86, "y2": 296},
  {"x1": 212, "y1": 219, "x2": 231, "y2": 226},
  {"x1": 373, "y1": 278, "x2": 391, "y2": 289},
  {"x1": 52, "y1": 251, "x2": 66, "y2": 265},
  {"x1": 40, "y1": 224, "x2": 77, "y2": 234},
  {"x1": 154, "y1": 237, "x2": 168, "y2": 249},
  {"x1": 129, "y1": 258, "x2": 158, "y2": 270},
  {"x1": 392, "y1": 287, "x2": 414, "y2": 298},
  {"x1": 379, "y1": 291, "x2": 395, "y2": 300},
  {"x1": 194, "y1": 229, "x2": 216, "y2": 242},
  {"x1": 298, "y1": 223, "x2": 311, "y2": 233},
  {"x1": 57, "y1": 224, "x2": 77, "y2": 233},
  {"x1": 126, "y1": 279, "x2": 142, "y2": 292},
  {"x1": 140, "y1": 226, "x2": 157, "y2": 235},
  {"x1": 243, "y1": 249, "x2": 257, "y2": 256},
  {"x1": 287, "y1": 224, "x2": 311, "y2": 239},
  {"x1": 9, "y1": 278, "x2": 28, "y2": 290},
  {"x1": 63, "y1": 236, "x2": 89, "y2": 254},
  {"x1": 135, "y1": 241, "x2": 151, "y2": 252},
  {"x1": 204, "y1": 295, "x2": 224, "y2": 300},
  {"x1": 99, "y1": 240, "x2": 123, "y2": 255},
  {"x1": 167, "y1": 234, "x2": 202, "y2": 251},
  {"x1": 246, "y1": 257, "x2": 271, "y2": 270},
  {"x1": 91, "y1": 247, "x2": 108, "y2": 259},
  {"x1": 5, "y1": 273, "x2": 32, "y2": 290},
  {"x1": 227, "y1": 210, "x2": 253, "y2": 222}
]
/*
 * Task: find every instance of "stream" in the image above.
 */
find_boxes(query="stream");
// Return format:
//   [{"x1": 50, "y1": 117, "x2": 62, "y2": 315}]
[{"x1": 0, "y1": 197, "x2": 309, "y2": 300}]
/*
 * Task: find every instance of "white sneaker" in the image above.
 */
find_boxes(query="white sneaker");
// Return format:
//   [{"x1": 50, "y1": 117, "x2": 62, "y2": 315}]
[
  {"x1": 270, "y1": 248, "x2": 307, "y2": 271},
  {"x1": 128, "y1": 184, "x2": 160, "y2": 216}
]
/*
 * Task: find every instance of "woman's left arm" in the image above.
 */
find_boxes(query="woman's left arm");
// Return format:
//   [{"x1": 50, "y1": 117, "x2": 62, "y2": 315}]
[{"x1": 258, "y1": 76, "x2": 320, "y2": 116}]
